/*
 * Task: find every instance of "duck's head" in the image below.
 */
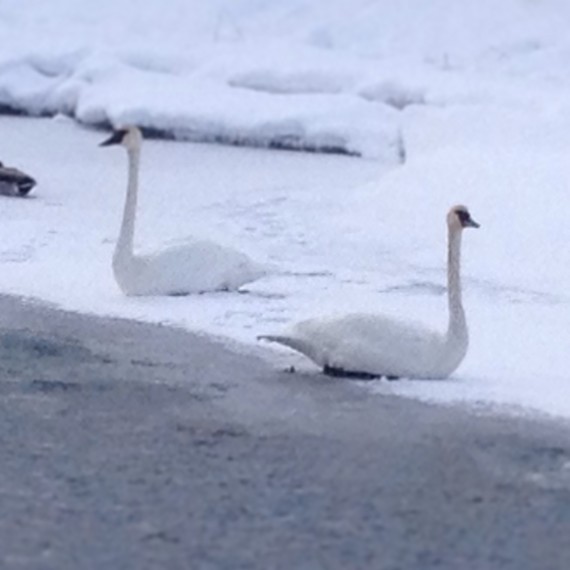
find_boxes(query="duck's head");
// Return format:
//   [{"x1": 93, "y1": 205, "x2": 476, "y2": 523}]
[
  {"x1": 447, "y1": 205, "x2": 480, "y2": 231},
  {"x1": 100, "y1": 126, "x2": 142, "y2": 151}
]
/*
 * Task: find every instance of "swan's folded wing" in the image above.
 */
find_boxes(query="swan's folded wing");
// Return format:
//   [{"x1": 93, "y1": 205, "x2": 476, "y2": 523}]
[
  {"x1": 138, "y1": 239, "x2": 266, "y2": 293},
  {"x1": 293, "y1": 313, "x2": 444, "y2": 376}
]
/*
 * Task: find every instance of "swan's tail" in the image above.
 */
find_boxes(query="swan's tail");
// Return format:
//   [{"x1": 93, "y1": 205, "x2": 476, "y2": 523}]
[{"x1": 257, "y1": 334, "x2": 312, "y2": 356}]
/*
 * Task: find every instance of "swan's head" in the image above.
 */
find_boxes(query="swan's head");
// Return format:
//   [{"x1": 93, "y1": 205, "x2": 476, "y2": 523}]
[
  {"x1": 100, "y1": 126, "x2": 142, "y2": 152},
  {"x1": 447, "y1": 205, "x2": 479, "y2": 231}
]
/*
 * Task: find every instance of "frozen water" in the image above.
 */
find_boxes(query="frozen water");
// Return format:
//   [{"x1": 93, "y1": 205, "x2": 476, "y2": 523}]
[{"x1": 1, "y1": 0, "x2": 570, "y2": 419}]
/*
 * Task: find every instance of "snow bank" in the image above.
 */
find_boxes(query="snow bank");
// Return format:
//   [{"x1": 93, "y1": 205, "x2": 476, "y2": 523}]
[
  {"x1": 3, "y1": 0, "x2": 570, "y2": 159},
  {"x1": 0, "y1": 52, "x2": 402, "y2": 159}
]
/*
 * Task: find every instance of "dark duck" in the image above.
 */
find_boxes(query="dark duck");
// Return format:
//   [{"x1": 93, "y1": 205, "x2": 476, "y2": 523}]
[{"x1": 0, "y1": 161, "x2": 37, "y2": 196}]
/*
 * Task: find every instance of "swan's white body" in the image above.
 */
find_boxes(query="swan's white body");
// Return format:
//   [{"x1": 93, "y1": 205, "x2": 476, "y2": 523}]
[
  {"x1": 112, "y1": 238, "x2": 266, "y2": 296},
  {"x1": 260, "y1": 206, "x2": 478, "y2": 379},
  {"x1": 102, "y1": 127, "x2": 266, "y2": 296},
  {"x1": 264, "y1": 312, "x2": 467, "y2": 379}
]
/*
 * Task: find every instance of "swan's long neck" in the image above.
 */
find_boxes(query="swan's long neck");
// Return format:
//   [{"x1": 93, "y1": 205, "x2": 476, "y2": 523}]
[
  {"x1": 446, "y1": 227, "x2": 467, "y2": 343},
  {"x1": 115, "y1": 147, "x2": 140, "y2": 261}
]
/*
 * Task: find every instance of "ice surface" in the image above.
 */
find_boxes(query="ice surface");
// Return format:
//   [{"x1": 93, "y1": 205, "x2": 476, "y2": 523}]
[{"x1": 1, "y1": 0, "x2": 570, "y2": 419}]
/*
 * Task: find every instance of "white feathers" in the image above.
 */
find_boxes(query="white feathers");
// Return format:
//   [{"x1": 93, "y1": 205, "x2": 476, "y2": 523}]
[
  {"x1": 260, "y1": 206, "x2": 479, "y2": 379},
  {"x1": 261, "y1": 314, "x2": 451, "y2": 378},
  {"x1": 112, "y1": 238, "x2": 266, "y2": 296},
  {"x1": 102, "y1": 126, "x2": 266, "y2": 296}
]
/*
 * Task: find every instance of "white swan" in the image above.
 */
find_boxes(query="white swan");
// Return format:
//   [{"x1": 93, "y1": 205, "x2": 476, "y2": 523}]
[
  {"x1": 259, "y1": 205, "x2": 479, "y2": 379},
  {"x1": 0, "y1": 161, "x2": 36, "y2": 196},
  {"x1": 100, "y1": 126, "x2": 267, "y2": 296}
]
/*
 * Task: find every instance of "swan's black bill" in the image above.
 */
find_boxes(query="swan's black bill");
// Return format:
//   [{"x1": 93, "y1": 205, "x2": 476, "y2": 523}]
[
  {"x1": 456, "y1": 209, "x2": 480, "y2": 229},
  {"x1": 464, "y1": 217, "x2": 480, "y2": 228},
  {"x1": 99, "y1": 129, "x2": 127, "y2": 147}
]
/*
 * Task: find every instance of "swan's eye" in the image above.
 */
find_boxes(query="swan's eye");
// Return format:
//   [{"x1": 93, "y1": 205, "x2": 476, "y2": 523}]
[{"x1": 456, "y1": 210, "x2": 470, "y2": 224}]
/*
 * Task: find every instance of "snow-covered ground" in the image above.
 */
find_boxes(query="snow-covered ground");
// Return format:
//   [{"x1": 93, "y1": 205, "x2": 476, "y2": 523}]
[{"x1": 1, "y1": 0, "x2": 570, "y2": 418}]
